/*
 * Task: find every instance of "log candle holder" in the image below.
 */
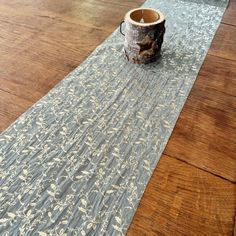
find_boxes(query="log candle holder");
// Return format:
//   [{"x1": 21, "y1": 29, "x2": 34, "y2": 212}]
[{"x1": 120, "y1": 8, "x2": 165, "y2": 64}]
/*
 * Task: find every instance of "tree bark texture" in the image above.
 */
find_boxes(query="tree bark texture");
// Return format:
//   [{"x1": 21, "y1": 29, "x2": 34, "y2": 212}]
[{"x1": 123, "y1": 8, "x2": 165, "y2": 64}]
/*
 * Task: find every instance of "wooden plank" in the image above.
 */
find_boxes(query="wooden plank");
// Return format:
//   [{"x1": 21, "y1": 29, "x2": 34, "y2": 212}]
[
  {"x1": 234, "y1": 218, "x2": 236, "y2": 236},
  {"x1": 127, "y1": 155, "x2": 236, "y2": 236},
  {"x1": 0, "y1": 114, "x2": 16, "y2": 133},
  {"x1": 164, "y1": 55, "x2": 236, "y2": 182},
  {"x1": 209, "y1": 24, "x2": 236, "y2": 61},
  {"x1": 0, "y1": 18, "x2": 107, "y2": 73},
  {"x1": 0, "y1": 0, "x2": 143, "y2": 33},
  {"x1": 198, "y1": 54, "x2": 236, "y2": 97},
  {"x1": 222, "y1": 0, "x2": 236, "y2": 26},
  {"x1": 0, "y1": 90, "x2": 33, "y2": 130},
  {"x1": 0, "y1": 51, "x2": 70, "y2": 93},
  {"x1": 0, "y1": 78, "x2": 44, "y2": 103},
  {"x1": 234, "y1": 217, "x2": 236, "y2": 236}
]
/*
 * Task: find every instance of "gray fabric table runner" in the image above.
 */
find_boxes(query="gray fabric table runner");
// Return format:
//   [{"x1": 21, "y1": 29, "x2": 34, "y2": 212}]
[{"x1": 0, "y1": 0, "x2": 228, "y2": 235}]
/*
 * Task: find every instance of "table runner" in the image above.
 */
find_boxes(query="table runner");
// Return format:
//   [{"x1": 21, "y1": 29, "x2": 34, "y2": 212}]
[{"x1": 0, "y1": 0, "x2": 228, "y2": 235}]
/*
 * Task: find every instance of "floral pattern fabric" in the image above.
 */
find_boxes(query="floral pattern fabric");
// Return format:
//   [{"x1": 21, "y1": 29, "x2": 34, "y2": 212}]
[{"x1": 0, "y1": 0, "x2": 228, "y2": 235}]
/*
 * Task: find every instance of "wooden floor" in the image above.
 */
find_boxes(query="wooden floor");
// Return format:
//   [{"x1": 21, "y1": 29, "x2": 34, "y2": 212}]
[{"x1": 0, "y1": 0, "x2": 235, "y2": 235}]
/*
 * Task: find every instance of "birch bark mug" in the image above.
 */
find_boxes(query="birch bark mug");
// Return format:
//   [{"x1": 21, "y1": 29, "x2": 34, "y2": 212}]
[{"x1": 120, "y1": 8, "x2": 165, "y2": 64}]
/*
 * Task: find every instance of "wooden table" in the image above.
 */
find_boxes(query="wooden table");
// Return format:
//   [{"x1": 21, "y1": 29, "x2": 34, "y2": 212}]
[{"x1": 0, "y1": 0, "x2": 235, "y2": 235}]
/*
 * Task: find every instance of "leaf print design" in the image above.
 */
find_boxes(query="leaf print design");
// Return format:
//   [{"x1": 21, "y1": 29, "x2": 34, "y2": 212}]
[
  {"x1": 6, "y1": 213, "x2": 16, "y2": 219},
  {"x1": 38, "y1": 232, "x2": 47, "y2": 236},
  {"x1": 0, "y1": 218, "x2": 9, "y2": 224},
  {"x1": 115, "y1": 216, "x2": 122, "y2": 225},
  {"x1": 0, "y1": 0, "x2": 228, "y2": 235}
]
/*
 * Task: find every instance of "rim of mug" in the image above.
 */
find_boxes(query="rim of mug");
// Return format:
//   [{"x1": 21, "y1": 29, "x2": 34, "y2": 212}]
[{"x1": 125, "y1": 8, "x2": 165, "y2": 26}]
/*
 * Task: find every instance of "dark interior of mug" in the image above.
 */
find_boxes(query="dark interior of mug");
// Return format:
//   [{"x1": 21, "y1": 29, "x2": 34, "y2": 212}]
[{"x1": 130, "y1": 9, "x2": 160, "y2": 23}]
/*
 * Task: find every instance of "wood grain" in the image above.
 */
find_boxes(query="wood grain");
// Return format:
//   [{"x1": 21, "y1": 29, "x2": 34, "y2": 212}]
[
  {"x1": 0, "y1": 0, "x2": 235, "y2": 235},
  {"x1": 209, "y1": 24, "x2": 236, "y2": 62},
  {"x1": 164, "y1": 54, "x2": 236, "y2": 182},
  {"x1": 127, "y1": 155, "x2": 236, "y2": 236},
  {"x1": 0, "y1": 0, "x2": 144, "y2": 33},
  {"x1": 0, "y1": 90, "x2": 33, "y2": 131},
  {"x1": 222, "y1": 0, "x2": 236, "y2": 26}
]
